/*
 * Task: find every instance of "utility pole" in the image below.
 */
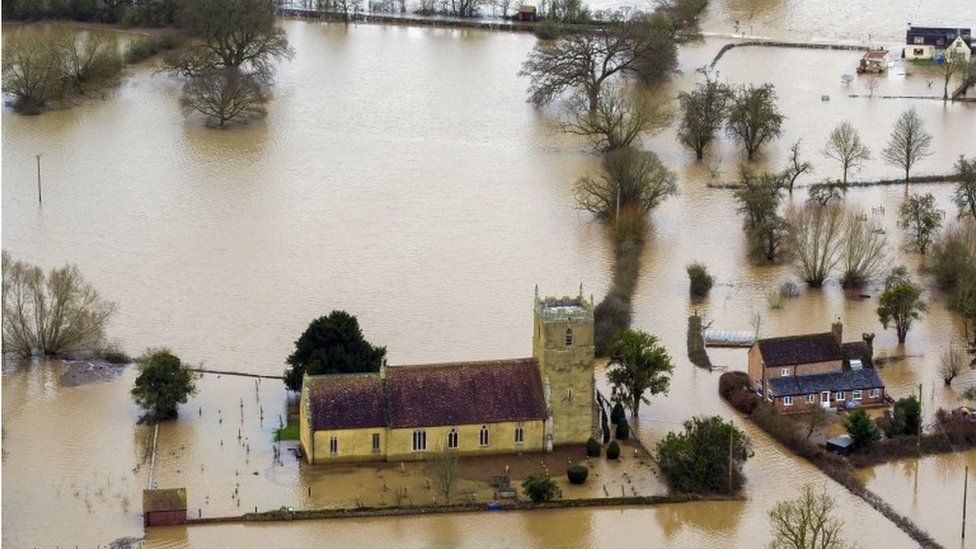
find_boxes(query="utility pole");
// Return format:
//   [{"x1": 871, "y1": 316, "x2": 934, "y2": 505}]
[
  {"x1": 917, "y1": 383, "x2": 922, "y2": 452},
  {"x1": 728, "y1": 423, "x2": 734, "y2": 494},
  {"x1": 964, "y1": 465, "x2": 970, "y2": 540},
  {"x1": 35, "y1": 154, "x2": 42, "y2": 205}
]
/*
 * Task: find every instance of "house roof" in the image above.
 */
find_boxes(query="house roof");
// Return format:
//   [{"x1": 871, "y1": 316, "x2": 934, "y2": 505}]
[
  {"x1": 308, "y1": 375, "x2": 386, "y2": 430},
  {"x1": 826, "y1": 435, "x2": 854, "y2": 449},
  {"x1": 906, "y1": 26, "x2": 973, "y2": 46},
  {"x1": 863, "y1": 50, "x2": 889, "y2": 59},
  {"x1": 767, "y1": 368, "x2": 884, "y2": 397},
  {"x1": 756, "y1": 333, "x2": 844, "y2": 367},
  {"x1": 385, "y1": 358, "x2": 547, "y2": 429},
  {"x1": 841, "y1": 341, "x2": 874, "y2": 369},
  {"x1": 143, "y1": 488, "x2": 187, "y2": 512}
]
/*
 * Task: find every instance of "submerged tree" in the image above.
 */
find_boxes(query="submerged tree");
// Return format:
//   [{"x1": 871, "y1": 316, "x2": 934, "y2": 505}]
[
  {"x1": 952, "y1": 155, "x2": 976, "y2": 222},
  {"x1": 881, "y1": 108, "x2": 932, "y2": 183},
  {"x1": 2, "y1": 251, "x2": 116, "y2": 357},
  {"x1": 940, "y1": 50, "x2": 969, "y2": 101},
  {"x1": 768, "y1": 484, "x2": 852, "y2": 549},
  {"x1": 606, "y1": 329, "x2": 674, "y2": 417},
  {"x1": 676, "y1": 78, "x2": 731, "y2": 159},
  {"x1": 284, "y1": 311, "x2": 387, "y2": 391},
  {"x1": 561, "y1": 84, "x2": 670, "y2": 153},
  {"x1": 877, "y1": 272, "x2": 927, "y2": 344},
  {"x1": 180, "y1": 67, "x2": 268, "y2": 127},
  {"x1": 131, "y1": 349, "x2": 197, "y2": 424},
  {"x1": 822, "y1": 121, "x2": 870, "y2": 187},
  {"x1": 782, "y1": 140, "x2": 813, "y2": 194},
  {"x1": 785, "y1": 205, "x2": 844, "y2": 288},
  {"x1": 575, "y1": 147, "x2": 678, "y2": 220},
  {"x1": 725, "y1": 83, "x2": 784, "y2": 160},
  {"x1": 655, "y1": 415, "x2": 751, "y2": 494},
  {"x1": 734, "y1": 169, "x2": 786, "y2": 262},
  {"x1": 898, "y1": 192, "x2": 943, "y2": 254},
  {"x1": 840, "y1": 212, "x2": 888, "y2": 289}
]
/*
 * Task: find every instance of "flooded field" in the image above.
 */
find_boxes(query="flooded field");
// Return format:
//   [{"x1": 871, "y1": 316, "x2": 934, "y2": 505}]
[{"x1": 3, "y1": 0, "x2": 976, "y2": 546}]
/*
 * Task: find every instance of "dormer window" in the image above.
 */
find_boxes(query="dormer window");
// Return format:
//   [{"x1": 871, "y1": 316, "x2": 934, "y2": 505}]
[{"x1": 565, "y1": 328, "x2": 573, "y2": 346}]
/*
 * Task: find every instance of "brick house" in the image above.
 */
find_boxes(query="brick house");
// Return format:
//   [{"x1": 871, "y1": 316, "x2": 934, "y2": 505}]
[{"x1": 748, "y1": 323, "x2": 886, "y2": 414}]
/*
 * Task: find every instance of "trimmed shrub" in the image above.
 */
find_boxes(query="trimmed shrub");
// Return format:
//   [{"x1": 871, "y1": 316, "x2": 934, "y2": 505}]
[
  {"x1": 610, "y1": 402, "x2": 626, "y2": 424},
  {"x1": 730, "y1": 391, "x2": 760, "y2": 414},
  {"x1": 687, "y1": 262, "x2": 714, "y2": 298},
  {"x1": 718, "y1": 371, "x2": 750, "y2": 400},
  {"x1": 567, "y1": 465, "x2": 589, "y2": 484},
  {"x1": 615, "y1": 419, "x2": 630, "y2": 440},
  {"x1": 522, "y1": 473, "x2": 561, "y2": 503},
  {"x1": 606, "y1": 440, "x2": 621, "y2": 460},
  {"x1": 586, "y1": 437, "x2": 601, "y2": 457}
]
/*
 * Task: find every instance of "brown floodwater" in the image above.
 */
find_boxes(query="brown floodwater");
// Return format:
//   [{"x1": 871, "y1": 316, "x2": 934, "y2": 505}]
[{"x1": 3, "y1": 1, "x2": 976, "y2": 546}]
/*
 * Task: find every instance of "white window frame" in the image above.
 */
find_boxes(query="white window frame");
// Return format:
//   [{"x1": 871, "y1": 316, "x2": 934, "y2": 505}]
[
  {"x1": 806, "y1": 394, "x2": 815, "y2": 404},
  {"x1": 479, "y1": 425, "x2": 490, "y2": 447},
  {"x1": 515, "y1": 423, "x2": 524, "y2": 445},
  {"x1": 834, "y1": 391, "x2": 845, "y2": 400},
  {"x1": 329, "y1": 435, "x2": 338, "y2": 455},
  {"x1": 783, "y1": 396, "x2": 794, "y2": 406},
  {"x1": 781, "y1": 368, "x2": 791, "y2": 377},
  {"x1": 852, "y1": 390, "x2": 862, "y2": 400},
  {"x1": 869, "y1": 388, "x2": 880, "y2": 398},
  {"x1": 412, "y1": 429, "x2": 427, "y2": 452},
  {"x1": 447, "y1": 428, "x2": 459, "y2": 449},
  {"x1": 371, "y1": 433, "x2": 381, "y2": 453}
]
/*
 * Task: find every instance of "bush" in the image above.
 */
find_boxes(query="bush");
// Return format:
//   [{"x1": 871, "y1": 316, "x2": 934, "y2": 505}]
[
  {"x1": 718, "y1": 371, "x2": 751, "y2": 400},
  {"x1": 124, "y1": 33, "x2": 184, "y2": 65},
  {"x1": 586, "y1": 437, "x2": 602, "y2": 457},
  {"x1": 655, "y1": 415, "x2": 751, "y2": 494},
  {"x1": 687, "y1": 262, "x2": 714, "y2": 298},
  {"x1": 610, "y1": 401, "x2": 626, "y2": 424},
  {"x1": 883, "y1": 396, "x2": 921, "y2": 437},
  {"x1": 99, "y1": 344, "x2": 132, "y2": 364},
  {"x1": 937, "y1": 408, "x2": 976, "y2": 445},
  {"x1": 567, "y1": 464, "x2": 589, "y2": 484},
  {"x1": 606, "y1": 440, "x2": 621, "y2": 459},
  {"x1": 522, "y1": 473, "x2": 561, "y2": 503},
  {"x1": 615, "y1": 419, "x2": 630, "y2": 440},
  {"x1": 533, "y1": 20, "x2": 561, "y2": 40},
  {"x1": 730, "y1": 391, "x2": 760, "y2": 414}
]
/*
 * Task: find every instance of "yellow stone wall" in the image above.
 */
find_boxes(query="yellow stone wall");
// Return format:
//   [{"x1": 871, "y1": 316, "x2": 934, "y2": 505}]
[
  {"x1": 310, "y1": 428, "x2": 387, "y2": 464},
  {"x1": 533, "y1": 303, "x2": 595, "y2": 446},
  {"x1": 386, "y1": 420, "x2": 545, "y2": 461},
  {"x1": 299, "y1": 379, "x2": 313, "y2": 463}
]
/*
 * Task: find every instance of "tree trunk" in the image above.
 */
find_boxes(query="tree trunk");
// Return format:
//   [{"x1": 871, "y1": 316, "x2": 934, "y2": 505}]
[{"x1": 631, "y1": 396, "x2": 640, "y2": 418}]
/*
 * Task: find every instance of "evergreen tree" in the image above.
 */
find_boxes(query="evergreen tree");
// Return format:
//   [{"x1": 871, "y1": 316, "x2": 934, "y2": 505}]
[
  {"x1": 844, "y1": 408, "x2": 880, "y2": 451},
  {"x1": 284, "y1": 311, "x2": 386, "y2": 391}
]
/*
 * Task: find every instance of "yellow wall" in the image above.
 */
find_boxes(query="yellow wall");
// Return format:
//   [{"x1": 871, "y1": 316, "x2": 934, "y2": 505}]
[
  {"x1": 299, "y1": 379, "x2": 313, "y2": 463},
  {"x1": 386, "y1": 420, "x2": 545, "y2": 461},
  {"x1": 311, "y1": 428, "x2": 387, "y2": 464},
  {"x1": 533, "y1": 307, "x2": 595, "y2": 446}
]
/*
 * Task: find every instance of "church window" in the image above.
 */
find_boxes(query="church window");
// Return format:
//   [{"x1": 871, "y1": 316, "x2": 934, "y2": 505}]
[
  {"x1": 372, "y1": 433, "x2": 381, "y2": 453},
  {"x1": 514, "y1": 423, "x2": 524, "y2": 445},
  {"x1": 479, "y1": 425, "x2": 490, "y2": 447},
  {"x1": 329, "y1": 436, "x2": 338, "y2": 455},
  {"x1": 565, "y1": 328, "x2": 573, "y2": 346},
  {"x1": 412, "y1": 429, "x2": 427, "y2": 452},
  {"x1": 567, "y1": 388, "x2": 573, "y2": 400},
  {"x1": 447, "y1": 428, "x2": 459, "y2": 449}
]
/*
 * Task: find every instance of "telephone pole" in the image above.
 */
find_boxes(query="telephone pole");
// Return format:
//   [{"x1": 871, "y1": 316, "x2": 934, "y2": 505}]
[
  {"x1": 917, "y1": 383, "x2": 922, "y2": 451},
  {"x1": 964, "y1": 465, "x2": 970, "y2": 540}
]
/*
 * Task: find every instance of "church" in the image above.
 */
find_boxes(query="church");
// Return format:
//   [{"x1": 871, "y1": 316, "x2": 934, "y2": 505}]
[{"x1": 298, "y1": 288, "x2": 597, "y2": 464}]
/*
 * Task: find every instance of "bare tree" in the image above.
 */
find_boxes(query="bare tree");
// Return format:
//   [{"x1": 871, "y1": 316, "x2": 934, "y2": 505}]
[
  {"x1": 1, "y1": 31, "x2": 66, "y2": 114},
  {"x1": 676, "y1": 78, "x2": 731, "y2": 159},
  {"x1": 865, "y1": 76, "x2": 880, "y2": 98},
  {"x1": 783, "y1": 140, "x2": 813, "y2": 194},
  {"x1": 61, "y1": 33, "x2": 123, "y2": 94},
  {"x1": 2, "y1": 251, "x2": 116, "y2": 358},
  {"x1": 822, "y1": 121, "x2": 870, "y2": 187},
  {"x1": 940, "y1": 347, "x2": 966, "y2": 385},
  {"x1": 841, "y1": 212, "x2": 888, "y2": 289},
  {"x1": 940, "y1": 50, "x2": 968, "y2": 101},
  {"x1": 786, "y1": 205, "x2": 845, "y2": 287},
  {"x1": 575, "y1": 147, "x2": 678, "y2": 219},
  {"x1": 445, "y1": 0, "x2": 484, "y2": 16},
  {"x1": 561, "y1": 85, "x2": 670, "y2": 153},
  {"x1": 725, "y1": 83, "x2": 784, "y2": 160},
  {"x1": 181, "y1": 68, "x2": 268, "y2": 127},
  {"x1": 802, "y1": 405, "x2": 829, "y2": 440},
  {"x1": 953, "y1": 155, "x2": 976, "y2": 222},
  {"x1": 806, "y1": 181, "x2": 843, "y2": 208},
  {"x1": 768, "y1": 484, "x2": 852, "y2": 549},
  {"x1": 431, "y1": 446, "x2": 460, "y2": 503},
  {"x1": 881, "y1": 108, "x2": 933, "y2": 183}
]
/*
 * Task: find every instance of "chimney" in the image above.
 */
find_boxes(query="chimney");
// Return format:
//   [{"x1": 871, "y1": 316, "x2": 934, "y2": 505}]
[
  {"x1": 861, "y1": 332, "x2": 875, "y2": 356},
  {"x1": 831, "y1": 321, "x2": 843, "y2": 345}
]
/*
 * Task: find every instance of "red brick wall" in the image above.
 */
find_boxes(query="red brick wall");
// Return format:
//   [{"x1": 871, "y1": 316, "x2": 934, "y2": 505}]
[
  {"x1": 771, "y1": 387, "x2": 886, "y2": 414},
  {"x1": 145, "y1": 509, "x2": 187, "y2": 527}
]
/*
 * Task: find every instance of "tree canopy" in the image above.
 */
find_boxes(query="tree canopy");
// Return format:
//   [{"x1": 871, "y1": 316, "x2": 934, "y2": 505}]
[
  {"x1": 676, "y1": 78, "x2": 731, "y2": 159},
  {"x1": 877, "y1": 272, "x2": 927, "y2": 344},
  {"x1": 606, "y1": 329, "x2": 674, "y2": 416},
  {"x1": 725, "y1": 83, "x2": 784, "y2": 160},
  {"x1": 131, "y1": 349, "x2": 197, "y2": 424},
  {"x1": 655, "y1": 415, "x2": 751, "y2": 494},
  {"x1": 284, "y1": 311, "x2": 387, "y2": 391}
]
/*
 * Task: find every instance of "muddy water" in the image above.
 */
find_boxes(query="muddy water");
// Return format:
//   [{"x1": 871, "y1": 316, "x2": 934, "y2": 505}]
[{"x1": 3, "y1": 4, "x2": 976, "y2": 547}]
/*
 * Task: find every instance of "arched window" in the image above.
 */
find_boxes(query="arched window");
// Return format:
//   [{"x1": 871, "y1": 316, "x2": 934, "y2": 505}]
[
  {"x1": 447, "y1": 428, "x2": 459, "y2": 449},
  {"x1": 329, "y1": 436, "x2": 338, "y2": 455},
  {"x1": 479, "y1": 425, "x2": 490, "y2": 447},
  {"x1": 565, "y1": 327, "x2": 573, "y2": 346},
  {"x1": 514, "y1": 423, "x2": 524, "y2": 445}
]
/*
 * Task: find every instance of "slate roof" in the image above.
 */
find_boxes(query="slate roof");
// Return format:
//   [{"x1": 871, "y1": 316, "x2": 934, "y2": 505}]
[
  {"x1": 385, "y1": 359, "x2": 546, "y2": 429},
  {"x1": 841, "y1": 342, "x2": 874, "y2": 369},
  {"x1": 767, "y1": 368, "x2": 884, "y2": 397},
  {"x1": 306, "y1": 358, "x2": 547, "y2": 431},
  {"x1": 906, "y1": 26, "x2": 972, "y2": 47},
  {"x1": 309, "y1": 375, "x2": 386, "y2": 430},
  {"x1": 756, "y1": 333, "x2": 844, "y2": 367}
]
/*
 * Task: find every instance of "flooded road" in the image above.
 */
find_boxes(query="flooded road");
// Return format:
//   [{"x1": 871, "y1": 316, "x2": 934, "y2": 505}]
[{"x1": 3, "y1": 1, "x2": 976, "y2": 546}]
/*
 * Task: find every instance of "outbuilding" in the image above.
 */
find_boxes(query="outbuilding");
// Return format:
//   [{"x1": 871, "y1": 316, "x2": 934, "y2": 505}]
[
  {"x1": 143, "y1": 488, "x2": 188, "y2": 527},
  {"x1": 826, "y1": 435, "x2": 854, "y2": 455}
]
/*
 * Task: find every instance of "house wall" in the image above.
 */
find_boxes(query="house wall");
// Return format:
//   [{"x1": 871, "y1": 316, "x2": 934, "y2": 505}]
[
  {"x1": 905, "y1": 45, "x2": 935, "y2": 59},
  {"x1": 533, "y1": 310, "x2": 595, "y2": 446},
  {"x1": 299, "y1": 379, "x2": 313, "y2": 464},
  {"x1": 771, "y1": 387, "x2": 886, "y2": 414},
  {"x1": 947, "y1": 37, "x2": 972, "y2": 60},
  {"x1": 748, "y1": 344, "x2": 763, "y2": 392},
  {"x1": 311, "y1": 428, "x2": 387, "y2": 464},
  {"x1": 386, "y1": 420, "x2": 545, "y2": 461}
]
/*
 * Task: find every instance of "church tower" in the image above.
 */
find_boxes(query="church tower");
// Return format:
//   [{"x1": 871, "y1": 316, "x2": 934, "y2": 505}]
[{"x1": 533, "y1": 286, "x2": 595, "y2": 449}]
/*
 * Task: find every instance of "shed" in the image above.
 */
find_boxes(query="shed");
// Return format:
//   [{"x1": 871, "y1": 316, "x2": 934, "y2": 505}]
[
  {"x1": 143, "y1": 487, "x2": 187, "y2": 527},
  {"x1": 517, "y1": 4, "x2": 537, "y2": 22},
  {"x1": 857, "y1": 49, "x2": 889, "y2": 73},
  {"x1": 826, "y1": 435, "x2": 854, "y2": 455}
]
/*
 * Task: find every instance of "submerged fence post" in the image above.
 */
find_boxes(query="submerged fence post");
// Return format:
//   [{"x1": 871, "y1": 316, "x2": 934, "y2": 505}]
[{"x1": 35, "y1": 154, "x2": 42, "y2": 205}]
